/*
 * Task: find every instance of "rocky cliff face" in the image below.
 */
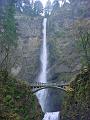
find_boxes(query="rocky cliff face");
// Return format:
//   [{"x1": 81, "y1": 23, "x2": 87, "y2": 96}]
[
  {"x1": 11, "y1": 12, "x2": 43, "y2": 82},
  {"x1": 47, "y1": 0, "x2": 90, "y2": 83},
  {"x1": 47, "y1": 7, "x2": 80, "y2": 82}
]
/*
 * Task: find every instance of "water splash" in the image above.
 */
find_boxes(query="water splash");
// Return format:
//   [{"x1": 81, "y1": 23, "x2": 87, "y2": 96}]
[{"x1": 43, "y1": 112, "x2": 60, "y2": 120}]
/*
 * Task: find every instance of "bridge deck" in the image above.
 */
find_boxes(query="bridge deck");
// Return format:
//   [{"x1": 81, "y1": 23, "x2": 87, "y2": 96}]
[
  {"x1": 30, "y1": 82, "x2": 69, "y2": 87},
  {"x1": 29, "y1": 82, "x2": 74, "y2": 93}
]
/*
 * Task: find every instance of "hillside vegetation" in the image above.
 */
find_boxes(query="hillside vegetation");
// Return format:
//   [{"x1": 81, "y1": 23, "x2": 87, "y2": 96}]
[
  {"x1": 61, "y1": 67, "x2": 90, "y2": 120},
  {"x1": 0, "y1": 71, "x2": 43, "y2": 120}
]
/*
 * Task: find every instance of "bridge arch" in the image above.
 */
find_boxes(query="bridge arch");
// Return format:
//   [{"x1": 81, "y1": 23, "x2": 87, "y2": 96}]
[
  {"x1": 30, "y1": 82, "x2": 74, "y2": 93},
  {"x1": 32, "y1": 86, "x2": 67, "y2": 93}
]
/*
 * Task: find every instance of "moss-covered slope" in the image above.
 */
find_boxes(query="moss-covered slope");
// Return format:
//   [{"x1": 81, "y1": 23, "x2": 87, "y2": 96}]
[
  {"x1": 0, "y1": 71, "x2": 43, "y2": 120},
  {"x1": 61, "y1": 68, "x2": 90, "y2": 120}
]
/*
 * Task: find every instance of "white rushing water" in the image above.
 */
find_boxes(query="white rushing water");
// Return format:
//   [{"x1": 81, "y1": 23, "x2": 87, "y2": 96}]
[
  {"x1": 36, "y1": 18, "x2": 48, "y2": 112},
  {"x1": 40, "y1": 18, "x2": 47, "y2": 83},
  {"x1": 43, "y1": 112, "x2": 60, "y2": 120},
  {"x1": 36, "y1": 18, "x2": 60, "y2": 120}
]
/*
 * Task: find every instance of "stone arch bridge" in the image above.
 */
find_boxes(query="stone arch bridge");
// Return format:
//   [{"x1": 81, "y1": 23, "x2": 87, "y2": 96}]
[{"x1": 30, "y1": 82, "x2": 74, "y2": 93}]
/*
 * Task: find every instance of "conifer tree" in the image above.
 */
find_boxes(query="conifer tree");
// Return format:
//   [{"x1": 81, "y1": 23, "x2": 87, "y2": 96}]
[{"x1": 0, "y1": 1, "x2": 17, "y2": 72}]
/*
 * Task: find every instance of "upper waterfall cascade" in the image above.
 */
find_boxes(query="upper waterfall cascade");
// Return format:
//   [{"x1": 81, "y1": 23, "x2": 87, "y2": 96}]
[
  {"x1": 36, "y1": 18, "x2": 48, "y2": 112},
  {"x1": 36, "y1": 18, "x2": 60, "y2": 120}
]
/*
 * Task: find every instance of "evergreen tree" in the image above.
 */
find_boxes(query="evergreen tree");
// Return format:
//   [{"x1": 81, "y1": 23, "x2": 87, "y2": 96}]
[
  {"x1": 51, "y1": 0, "x2": 60, "y2": 14},
  {"x1": 0, "y1": 2, "x2": 17, "y2": 72},
  {"x1": 34, "y1": 0, "x2": 43, "y2": 15},
  {"x1": 23, "y1": 3, "x2": 34, "y2": 15},
  {"x1": 78, "y1": 30, "x2": 90, "y2": 67},
  {"x1": 45, "y1": 0, "x2": 52, "y2": 16},
  {"x1": 52, "y1": 0, "x2": 60, "y2": 10}
]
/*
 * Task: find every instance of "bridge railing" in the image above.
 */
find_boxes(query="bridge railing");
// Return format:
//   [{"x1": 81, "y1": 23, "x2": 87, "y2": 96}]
[{"x1": 30, "y1": 82, "x2": 69, "y2": 87}]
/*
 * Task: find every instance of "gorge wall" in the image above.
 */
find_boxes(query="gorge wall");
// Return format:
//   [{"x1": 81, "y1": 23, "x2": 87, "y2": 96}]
[
  {"x1": 47, "y1": 0, "x2": 90, "y2": 83},
  {"x1": 11, "y1": 12, "x2": 43, "y2": 82}
]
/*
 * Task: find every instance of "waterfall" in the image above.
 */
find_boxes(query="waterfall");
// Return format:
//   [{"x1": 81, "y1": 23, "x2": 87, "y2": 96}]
[
  {"x1": 36, "y1": 18, "x2": 60, "y2": 120},
  {"x1": 40, "y1": 18, "x2": 47, "y2": 83},
  {"x1": 36, "y1": 18, "x2": 47, "y2": 112},
  {"x1": 43, "y1": 112, "x2": 60, "y2": 120}
]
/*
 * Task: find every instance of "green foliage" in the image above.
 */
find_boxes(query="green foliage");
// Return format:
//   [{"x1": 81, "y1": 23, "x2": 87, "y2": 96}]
[
  {"x1": 78, "y1": 30, "x2": 90, "y2": 67},
  {"x1": 16, "y1": 0, "x2": 43, "y2": 16},
  {"x1": 61, "y1": 69, "x2": 90, "y2": 120},
  {"x1": 4, "y1": 95, "x2": 12, "y2": 102},
  {"x1": 45, "y1": 0, "x2": 52, "y2": 17},
  {"x1": 2, "y1": 5, "x2": 17, "y2": 47},
  {"x1": 0, "y1": 71, "x2": 43, "y2": 120},
  {"x1": 34, "y1": 0, "x2": 43, "y2": 15},
  {"x1": 74, "y1": 19, "x2": 90, "y2": 68},
  {"x1": 0, "y1": 4, "x2": 17, "y2": 71},
  {"x1": 55, "y1": 31, "x2": 66, "y2": 38},
  {"x1": 52, "y1": 0, "x2": 60, "y2": 13}
]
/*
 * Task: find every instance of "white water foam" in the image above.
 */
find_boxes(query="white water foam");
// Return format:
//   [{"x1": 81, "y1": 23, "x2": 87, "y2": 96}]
[{"x1": 43, "y1": 112, "x2": 60, "y2": 120}]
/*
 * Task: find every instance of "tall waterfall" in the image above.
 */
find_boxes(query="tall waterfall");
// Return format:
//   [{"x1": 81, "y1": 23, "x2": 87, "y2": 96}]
[
  {"x1": 40, "y1": 18, "x2": 47, "y2": 83},
  {"x1": 36, "y1": 18, "x2": 60, "y2": 120},
  {"x1": 36, "y1": 18, "x2": 48, "y2": 112}
]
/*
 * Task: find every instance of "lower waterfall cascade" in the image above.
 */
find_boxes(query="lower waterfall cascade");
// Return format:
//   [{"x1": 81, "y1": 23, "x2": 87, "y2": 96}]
[
  {"x1": 43, "y1": 112, "x2": 60, "y2": 120},
  {"x1": 36, "y1": 18, "x2": 60, "y2": 120}
]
